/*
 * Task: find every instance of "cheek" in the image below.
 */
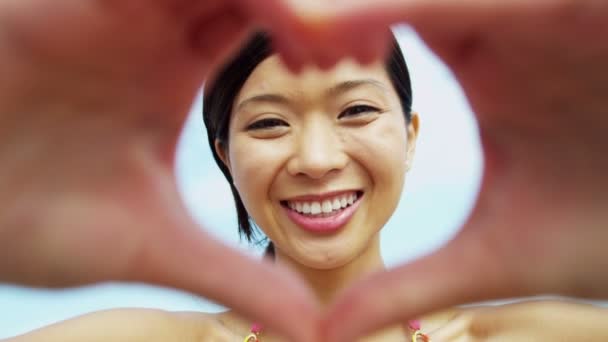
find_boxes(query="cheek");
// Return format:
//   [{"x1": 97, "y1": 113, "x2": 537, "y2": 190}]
[
  {"x1": 342, "y1": 115, "x2": 409, "y2": 233},
  {"x1": 344, "y1": 115, "x2": 409, "y2": 186},
  {"x1": 229, "y1": 140, "x2": 266, "y2": 201},
  {"x1": 228, "y1": 136, "x2": 287, "y2": 221}
]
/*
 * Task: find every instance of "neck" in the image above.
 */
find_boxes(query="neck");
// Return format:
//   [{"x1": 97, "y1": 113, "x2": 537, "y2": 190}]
[
  {"x1": 274, "y1": 233, "x2": 385, "y2": 307},
  {"x1": 267, "y1": 234, "x2": 408, "y2": 341},
  {"x1": 231, "y1": 233, "x2": 411, "y2": 342}
]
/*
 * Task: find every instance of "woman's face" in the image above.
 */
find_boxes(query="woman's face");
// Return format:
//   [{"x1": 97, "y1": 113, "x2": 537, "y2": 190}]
[{"x1": 217, "y1": 56, "x2": 418, "y2": 269}]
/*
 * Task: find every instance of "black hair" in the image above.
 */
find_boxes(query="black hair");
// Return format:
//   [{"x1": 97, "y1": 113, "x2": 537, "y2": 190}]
[{"x1": 203, "y1": 32, "x2": 412, "y2": 256}]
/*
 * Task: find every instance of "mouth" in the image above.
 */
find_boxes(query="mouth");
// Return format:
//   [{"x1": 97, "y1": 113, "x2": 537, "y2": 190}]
[
  {"x1": 280, "y1": 190, "x2": 364, "y2": 217},
  {"x1": 280, "y1": 190, "x2": 364, "y2": 233}
]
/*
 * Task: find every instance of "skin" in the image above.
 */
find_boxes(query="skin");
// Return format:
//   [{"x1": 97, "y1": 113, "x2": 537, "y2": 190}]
[
  {"x1": 7, "y1": 19, "x2": 608, "y2": 341},
  {"x1": 6, "y1": 310, "x2": 241, "y2": 342},
  {"x1": 6, "y1": 56, "x2": 421, "y2": 342},
  {"x1": 2, "y1": 0, "x2": 608, "y2": 341},
  {"x1": 428, "y1": 300, "x2": 608, "y2": 341}
]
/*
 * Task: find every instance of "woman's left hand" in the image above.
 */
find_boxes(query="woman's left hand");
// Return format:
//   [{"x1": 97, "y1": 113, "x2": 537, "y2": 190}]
[
  {"x1": 317, "y1": 1, "x2": 608, "y2": 340},
  {"x1": 428, "y1": 301, "x2": 608, "y2": 342}
]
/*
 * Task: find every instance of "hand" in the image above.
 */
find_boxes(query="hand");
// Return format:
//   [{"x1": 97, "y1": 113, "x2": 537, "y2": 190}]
[
  {"x1": 428, "y1": 301, "x2": 608, "y2": 342},
  {"x1": 314, "y1": 1, "x2": 608, "y2": 340},
  {"x1": 0, "y1": 1, "x2": 320, "y2": 341}
]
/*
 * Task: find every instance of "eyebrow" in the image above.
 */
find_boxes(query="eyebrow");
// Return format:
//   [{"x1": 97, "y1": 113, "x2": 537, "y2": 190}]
[
  {"x1": 236, "y1": 93, "x2": 290, "y2": 112},
  {"x1": 326, "y1": 79, "x2": 389, "y2": 97},
  {"x1": 235, "y1": 78, "x2": 388, "y2": 111}
]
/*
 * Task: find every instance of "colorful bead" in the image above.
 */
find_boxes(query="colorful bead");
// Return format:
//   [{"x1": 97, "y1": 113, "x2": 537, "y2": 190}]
[
  {"x1": 244, "y1": 323, "x2": 262, "y2": 342},
  {"x1": 251, "y1": 323, "x2": 263, "y2": 334}
]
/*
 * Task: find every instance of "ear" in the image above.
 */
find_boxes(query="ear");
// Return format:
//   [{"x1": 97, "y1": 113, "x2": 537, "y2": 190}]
[
  {"x1": 405, "y1": 112, "x2": 419, "y2": 172},
  {"x1": 214, "y1": 139, "x2": 232, "y2": 173}
]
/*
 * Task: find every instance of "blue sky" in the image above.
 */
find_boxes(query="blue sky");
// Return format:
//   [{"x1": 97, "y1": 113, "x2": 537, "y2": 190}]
[{"x1": 0, "y1": 27, "x2": 484, "y2": 337}]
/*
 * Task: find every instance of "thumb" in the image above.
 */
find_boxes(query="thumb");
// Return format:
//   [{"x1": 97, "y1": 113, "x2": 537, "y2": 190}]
[
  {"x1": 321, "y1": 218, "x2": 517, "y2": 342},
  {"x1": 148, "y1": 227, "x2": 321, "y2": 342},
  {"x1": 121, "y1": 176, "x2": 321, "y2": 342}
]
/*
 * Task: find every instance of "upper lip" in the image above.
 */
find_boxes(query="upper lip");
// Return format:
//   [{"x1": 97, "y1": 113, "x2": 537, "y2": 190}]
[{"x1": 282, "y1": 189, "x2": 363, "y2": 202}]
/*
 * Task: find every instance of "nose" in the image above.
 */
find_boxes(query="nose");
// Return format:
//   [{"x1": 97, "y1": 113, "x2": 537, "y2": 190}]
[{"x1": 286, "y1": 118, "x2": 348, "y2": 179}]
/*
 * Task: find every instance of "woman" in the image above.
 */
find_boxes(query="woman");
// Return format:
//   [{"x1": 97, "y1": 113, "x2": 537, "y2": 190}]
[
  {"x1": 6, "y1": 32, "x2": 608, "y2": 342},
  {"x1": 203, "y1": 30, "x2": 421, "y2": 341}
]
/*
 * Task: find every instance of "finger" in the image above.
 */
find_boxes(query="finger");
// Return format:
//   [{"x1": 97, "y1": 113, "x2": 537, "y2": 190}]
[
  {"x1": 128, "y1": 177, "x2": 320, "y2": 342},
  {"x1": 350, "y1": 27, "x2": 392, "y2": 66},
  {"x1": 307, "y1": 17, "x2": 393, "y2": 69},
  {"x1": 321, "y1": 223, "x2": 516, "y2": 342},
  {"x1": 292, "y1": 0, "x2": 554, "y2": 68},
  {"x1": 318, "y1": 0, "x2": 543, "y2": 27},
  {"x1": 271, "y1": 31, "x2": 309, "y2": 74},
  {"x1": 191, "y1": 6, "x2": 254, "y2": 79},
  {"x1": 235, "y1": 0, "x2": 314, "y2": 72},
  {"x1": 147, "y1": 230, "x2": 320, "y2": 342}
]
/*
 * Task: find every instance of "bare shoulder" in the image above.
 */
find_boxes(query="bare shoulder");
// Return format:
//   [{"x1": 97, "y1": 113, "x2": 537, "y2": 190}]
[
  {"x1": 6, "y1": 308, "x2": 224, "y2": 342},
  {"x1": 213, "y1": 310, "x2": 253, "y2": 336},
  {"x1": 171, "y1": 310, "x2": 251, "y2": 336},
  {"x1": 420, "y1": 307, "x2": 461, "y2": 334}
]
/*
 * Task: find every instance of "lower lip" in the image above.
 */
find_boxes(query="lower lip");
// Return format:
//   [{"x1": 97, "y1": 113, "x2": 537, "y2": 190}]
[{"x1": 283, "y1": 196, "x2": 363, "y2": 233}]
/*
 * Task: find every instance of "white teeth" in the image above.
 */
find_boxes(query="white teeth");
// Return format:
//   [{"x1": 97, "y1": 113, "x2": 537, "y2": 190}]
[
  {"x1": 302, "y1": 202, "x2": 311, "y2": 214},
  {"x1": 340, "y1": 197, "x2": 347, "y2": 208},
  {"x1": 287, "y1": 192, "x2": 362, "y2": 216},
  {"x1": 322, "y1": 200, "x2": 333, "y2": 213},
  {"x1": 310, "y1": 202, "x2": 321, "y2": 215},
  {"x1": 332, "y1": 199, "x2": 341, "y2": 210}
]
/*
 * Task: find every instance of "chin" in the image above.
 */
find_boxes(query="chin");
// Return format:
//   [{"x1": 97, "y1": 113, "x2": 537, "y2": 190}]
[{"x1": 292, "y1": 248, "x2": 358, "y2": 270}]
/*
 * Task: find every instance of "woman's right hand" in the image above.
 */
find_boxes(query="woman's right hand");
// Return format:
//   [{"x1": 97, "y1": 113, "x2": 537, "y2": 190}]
[{"x1": 0, "y1": 1, "x2": 321, "y2": 341}]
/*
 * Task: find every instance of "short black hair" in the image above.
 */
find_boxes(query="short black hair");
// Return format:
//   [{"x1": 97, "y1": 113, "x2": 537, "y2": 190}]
[{"x1": 203, "y1": 32, "x2": 413, "y2": 252}]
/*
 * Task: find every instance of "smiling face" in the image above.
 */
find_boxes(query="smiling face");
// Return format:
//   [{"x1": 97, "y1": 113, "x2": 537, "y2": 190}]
[{"x1": 216, "y1": 56, "x2": 418, "y2": 270}]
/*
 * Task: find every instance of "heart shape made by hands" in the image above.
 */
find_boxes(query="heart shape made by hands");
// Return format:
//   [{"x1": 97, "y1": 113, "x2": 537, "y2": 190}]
[{"x1": 1, "y1": 0, "x2": 607, "y2": 341}]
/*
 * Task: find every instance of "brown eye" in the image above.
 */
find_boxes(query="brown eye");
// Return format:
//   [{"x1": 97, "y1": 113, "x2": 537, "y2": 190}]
[
  {"x1": 338, "y1": 105, "x2": 380, "y2": 119},
  {"x1": 247, "y1": 118, "x2": 289, "y2": 130}
]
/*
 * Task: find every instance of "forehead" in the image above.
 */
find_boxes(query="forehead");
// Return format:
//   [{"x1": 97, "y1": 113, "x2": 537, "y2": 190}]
[{"x1": 235, "y1": 55, "x2": 393, "y2": 102}]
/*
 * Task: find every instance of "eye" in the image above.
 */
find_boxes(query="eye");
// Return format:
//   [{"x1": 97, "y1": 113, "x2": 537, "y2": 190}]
[
  {"x1": 246, "y1": 118, "x2": 289, "y2": 131},
  {"x1": 338, "y1": 104, "x2": 380, "y2": 119}
]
